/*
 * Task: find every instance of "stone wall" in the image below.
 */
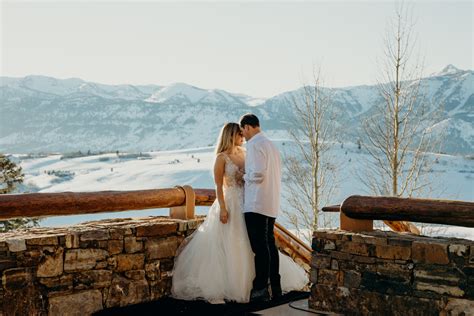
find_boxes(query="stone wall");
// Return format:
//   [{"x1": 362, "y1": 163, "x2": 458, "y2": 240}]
[
  {"x1": 310, "y1": 229, "x2": 474, "y2": 316},
  {"x1": 0, "y1": 216, "x2": 203, "y2": 316}
]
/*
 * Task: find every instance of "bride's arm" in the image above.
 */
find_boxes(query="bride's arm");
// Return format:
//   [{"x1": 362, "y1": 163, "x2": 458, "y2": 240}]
[{"x1": 214, "y1": 154, "x2": 228, "y2": 224}]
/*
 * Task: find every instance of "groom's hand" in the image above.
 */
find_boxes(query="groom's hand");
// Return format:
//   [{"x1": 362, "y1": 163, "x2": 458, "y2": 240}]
[
  {"x1": 220, "y1": 209, "x2": 229, "y2": 224},
  {"x1": 236, "y1": 170, "x2": 245, "y2": 186}
]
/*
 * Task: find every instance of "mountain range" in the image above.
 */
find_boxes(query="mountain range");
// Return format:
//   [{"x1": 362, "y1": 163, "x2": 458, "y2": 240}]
[{"x1": 1, "y1": 64, "x2": 472, "y2": 154}]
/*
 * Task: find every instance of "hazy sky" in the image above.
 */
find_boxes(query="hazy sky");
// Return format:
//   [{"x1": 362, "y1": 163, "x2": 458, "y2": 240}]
[{"x1": 1, "y1": 1, "x2": 472, "y2": 97}]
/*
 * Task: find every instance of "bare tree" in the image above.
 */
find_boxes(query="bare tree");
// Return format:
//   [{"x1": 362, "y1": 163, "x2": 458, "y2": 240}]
[
  {"x1": 360, "y1": 4, "x2": 442, "y2": 233},
  {"x1": 283, "y1": 70, "x2": 339, "y2": 243}
]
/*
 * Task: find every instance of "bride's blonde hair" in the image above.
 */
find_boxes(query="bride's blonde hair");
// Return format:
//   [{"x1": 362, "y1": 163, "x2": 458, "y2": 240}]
[{"x1": 215, "y1": 122, "x2": 242, "y2": 155}]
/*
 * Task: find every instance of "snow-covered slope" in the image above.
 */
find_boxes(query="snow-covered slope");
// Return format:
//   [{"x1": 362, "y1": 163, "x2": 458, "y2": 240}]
[
  {"x1": 1, "y1": 65, "x2": 472, "y2": 154},
  {"x1": 11, "y1": 142, "x2": 474, "y2": 240},
  {"x1": 145, "y1": 83, "x2": 249, "y2": 106}
]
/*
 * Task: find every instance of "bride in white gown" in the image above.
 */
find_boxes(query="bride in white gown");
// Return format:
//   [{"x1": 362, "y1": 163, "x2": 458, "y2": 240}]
[{"x1": 171, "y1": 122, "x2": 308, "y2": 304}]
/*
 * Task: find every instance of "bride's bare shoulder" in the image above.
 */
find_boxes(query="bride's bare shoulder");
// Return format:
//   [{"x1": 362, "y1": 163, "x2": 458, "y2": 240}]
[
  {"x1": 237, "y1": 146, "x2": 246, "y2": 153},
  {"x1": 215, "y1": 153, "x2": 228, "y2": 163}
]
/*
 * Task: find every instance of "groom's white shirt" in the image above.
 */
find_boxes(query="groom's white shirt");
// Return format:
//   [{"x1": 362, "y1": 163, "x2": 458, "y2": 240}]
[{"x1": 243, "y1": 132, "x2": 281, "y2": 218}]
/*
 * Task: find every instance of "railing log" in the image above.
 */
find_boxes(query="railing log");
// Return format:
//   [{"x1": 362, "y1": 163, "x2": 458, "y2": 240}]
[
  {"x1": 274, "y1": 222, "x2": 312, "y2": 271},
  {"x1": 0, "y1": 188, "x2": 216, "y2": 220},
  {"x1": 341, "y1": 195, "x2": 474, "y2": 228},
  {"x1": 321, "y1": 205, "x2": 341, "y2": 212}
]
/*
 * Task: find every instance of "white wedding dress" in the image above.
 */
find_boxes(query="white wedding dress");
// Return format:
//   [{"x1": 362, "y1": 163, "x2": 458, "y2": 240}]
[{"x1": 171, "y1": 154, "x2": 308, "y2": 304}]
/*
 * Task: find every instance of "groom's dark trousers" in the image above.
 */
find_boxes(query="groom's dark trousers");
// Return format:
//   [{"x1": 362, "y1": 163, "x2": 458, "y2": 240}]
[{"x1": 245, "y1": 212, "x2": 281, "y2": 292}]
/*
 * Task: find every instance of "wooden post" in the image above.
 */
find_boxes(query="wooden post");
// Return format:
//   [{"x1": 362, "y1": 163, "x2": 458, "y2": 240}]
[
  {"x1": 169, "y1": 185, "x2": 195, "y2": 220},
  {"x1": 323, "y1": 203, "x2": 374, "y2": 233},
  {"x1": 340, "y1": 212, "x2": 373, "y2": 233}
]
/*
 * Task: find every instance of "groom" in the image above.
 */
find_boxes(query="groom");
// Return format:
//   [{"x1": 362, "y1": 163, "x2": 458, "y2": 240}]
[{"x1": 240, "y1": 113, "x2": 282, "y2": 302}]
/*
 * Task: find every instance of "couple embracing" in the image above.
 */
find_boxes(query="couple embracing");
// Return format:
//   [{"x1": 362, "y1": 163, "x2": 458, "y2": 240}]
[{"x1": 171, "y1": 114, "x2": 308, "y2": 304}]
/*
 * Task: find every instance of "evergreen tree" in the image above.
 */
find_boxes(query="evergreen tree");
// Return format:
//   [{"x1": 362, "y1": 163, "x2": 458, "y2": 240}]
[
  {"x1": 0, "y1": 154, "x2": 23, "y2": 194},
  {"x1": 0, "y1": 154, "x2": 39, "y2": 232}
]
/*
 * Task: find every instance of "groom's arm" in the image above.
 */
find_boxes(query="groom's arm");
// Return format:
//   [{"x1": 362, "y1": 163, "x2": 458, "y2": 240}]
[{"x1": 244, "y1": 145, "x2": 267, "y2": 184}]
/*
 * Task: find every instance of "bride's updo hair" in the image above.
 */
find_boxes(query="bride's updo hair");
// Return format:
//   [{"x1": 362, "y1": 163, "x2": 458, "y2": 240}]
[{"x1": 215, "y1": 122, "x2": 242, "y2": 155}]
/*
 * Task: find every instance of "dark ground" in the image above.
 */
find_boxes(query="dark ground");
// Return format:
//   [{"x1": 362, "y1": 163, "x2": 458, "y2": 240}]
[{"x1": 94, "y1": 291, "x2": 310, "y2": 316}]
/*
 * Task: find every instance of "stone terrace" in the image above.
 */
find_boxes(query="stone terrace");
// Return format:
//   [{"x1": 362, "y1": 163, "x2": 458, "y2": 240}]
[{"x1": 0, "y1": 216, "x2": 204, "y2": 315}]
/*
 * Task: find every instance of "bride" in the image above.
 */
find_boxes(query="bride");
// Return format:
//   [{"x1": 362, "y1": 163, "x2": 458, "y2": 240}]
[{"x1": 171, "y1": 122, "x2": 308, "y2": 304}]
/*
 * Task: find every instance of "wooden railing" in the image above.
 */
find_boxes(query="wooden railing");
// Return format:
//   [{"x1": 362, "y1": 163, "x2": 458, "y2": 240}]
[
  {"x1": 274, "y1": 222, "x2": 312, "y2": 271},
  {"x1": 0, "y1": 186, "x2": 312, "y2": 271},
  {"x1": 0, "y1": 186, "x2": 214, "y2": 219},
  {"x1": 323, "y1": 195, "x2": 474, "y2": 233}
]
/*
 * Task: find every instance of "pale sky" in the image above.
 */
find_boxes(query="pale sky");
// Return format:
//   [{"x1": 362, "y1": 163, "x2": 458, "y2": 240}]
[{"x1": 1, "y1": 1, "x2": 472, "y2": 97}]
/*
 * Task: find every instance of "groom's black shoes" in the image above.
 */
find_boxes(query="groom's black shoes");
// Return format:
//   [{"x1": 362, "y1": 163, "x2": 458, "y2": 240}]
[
  {"x1": 270, "y1": 275, "x2": 282, "y2": 300},
  {"x1": 249, "y1": 288, "x2": 270, "y2": 303},
  {"x1": 271, "y1": 286, "x2": 282, "y2": 300}
]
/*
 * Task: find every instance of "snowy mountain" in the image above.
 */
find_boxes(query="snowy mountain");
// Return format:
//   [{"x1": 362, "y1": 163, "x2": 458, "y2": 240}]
[
  {"x1": 260, "y1": 66, "x2": 473, "y2": 154},
  {"x1": 0, "y1": 75, "x2": 158, "y2": 100},
  {"x1": 1, "y1": 65, "x2": 472, "y2": 154}
]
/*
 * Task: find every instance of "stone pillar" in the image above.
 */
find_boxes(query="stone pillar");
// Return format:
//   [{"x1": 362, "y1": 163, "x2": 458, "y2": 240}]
[{"x1": 310, "y1": 229, "x2": 474, "y2": 315}]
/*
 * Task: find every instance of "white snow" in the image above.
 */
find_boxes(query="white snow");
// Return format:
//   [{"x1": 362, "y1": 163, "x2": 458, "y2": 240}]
[
  {"x1": 339, "y1": 85, "x2": 380, "y2": 115},
  {"x1": 244, "y1": 97, "x2": 267, "y2": 107},
  {"x1": 145, "y1": 83, "x2": 253, "y2": 105},
  {"x1": 19, "y1": 75, "x2": 85, "y2": 95},
  {"x1": 429, "y1": 64, "x2": 462, "y2": 77},
  {"x1": 146, "y1": 83, "x2": 209, "y2": 103}
]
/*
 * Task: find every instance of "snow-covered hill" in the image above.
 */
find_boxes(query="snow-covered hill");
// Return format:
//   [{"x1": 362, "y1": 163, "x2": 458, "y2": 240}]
[
  {"x1": 1, "y1": 65, "x2": 472, "y2": 154},
  {"x1": 10, "y1": 142, "x2": 474, "y2": 239}
]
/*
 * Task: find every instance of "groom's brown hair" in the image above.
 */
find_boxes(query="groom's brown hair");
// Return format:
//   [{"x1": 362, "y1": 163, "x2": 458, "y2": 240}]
[{"x1": 239, "y1": 113, "x2": 260, "y2": 128}]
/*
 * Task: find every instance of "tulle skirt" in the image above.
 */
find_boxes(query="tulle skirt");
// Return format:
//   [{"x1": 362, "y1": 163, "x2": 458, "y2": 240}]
[{"x1": 171, "y1": 186, "x2": 308, "y2": 304}]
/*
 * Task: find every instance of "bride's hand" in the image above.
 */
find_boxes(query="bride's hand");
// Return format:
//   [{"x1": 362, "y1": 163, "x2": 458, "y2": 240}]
[{"x1": 220, "y1": 209, "x2": 229, "y2": 224}]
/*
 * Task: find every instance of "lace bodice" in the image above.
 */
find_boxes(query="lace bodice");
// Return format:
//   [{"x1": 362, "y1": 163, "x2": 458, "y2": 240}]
[{"x1": 223, "y1": 154, "x2": 244, "y2": 189}]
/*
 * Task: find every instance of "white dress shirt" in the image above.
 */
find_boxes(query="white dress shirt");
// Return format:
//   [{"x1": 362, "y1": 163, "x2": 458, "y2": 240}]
[{"x1": 243, "y1": 132, "x2": 282, "y2": 218}]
